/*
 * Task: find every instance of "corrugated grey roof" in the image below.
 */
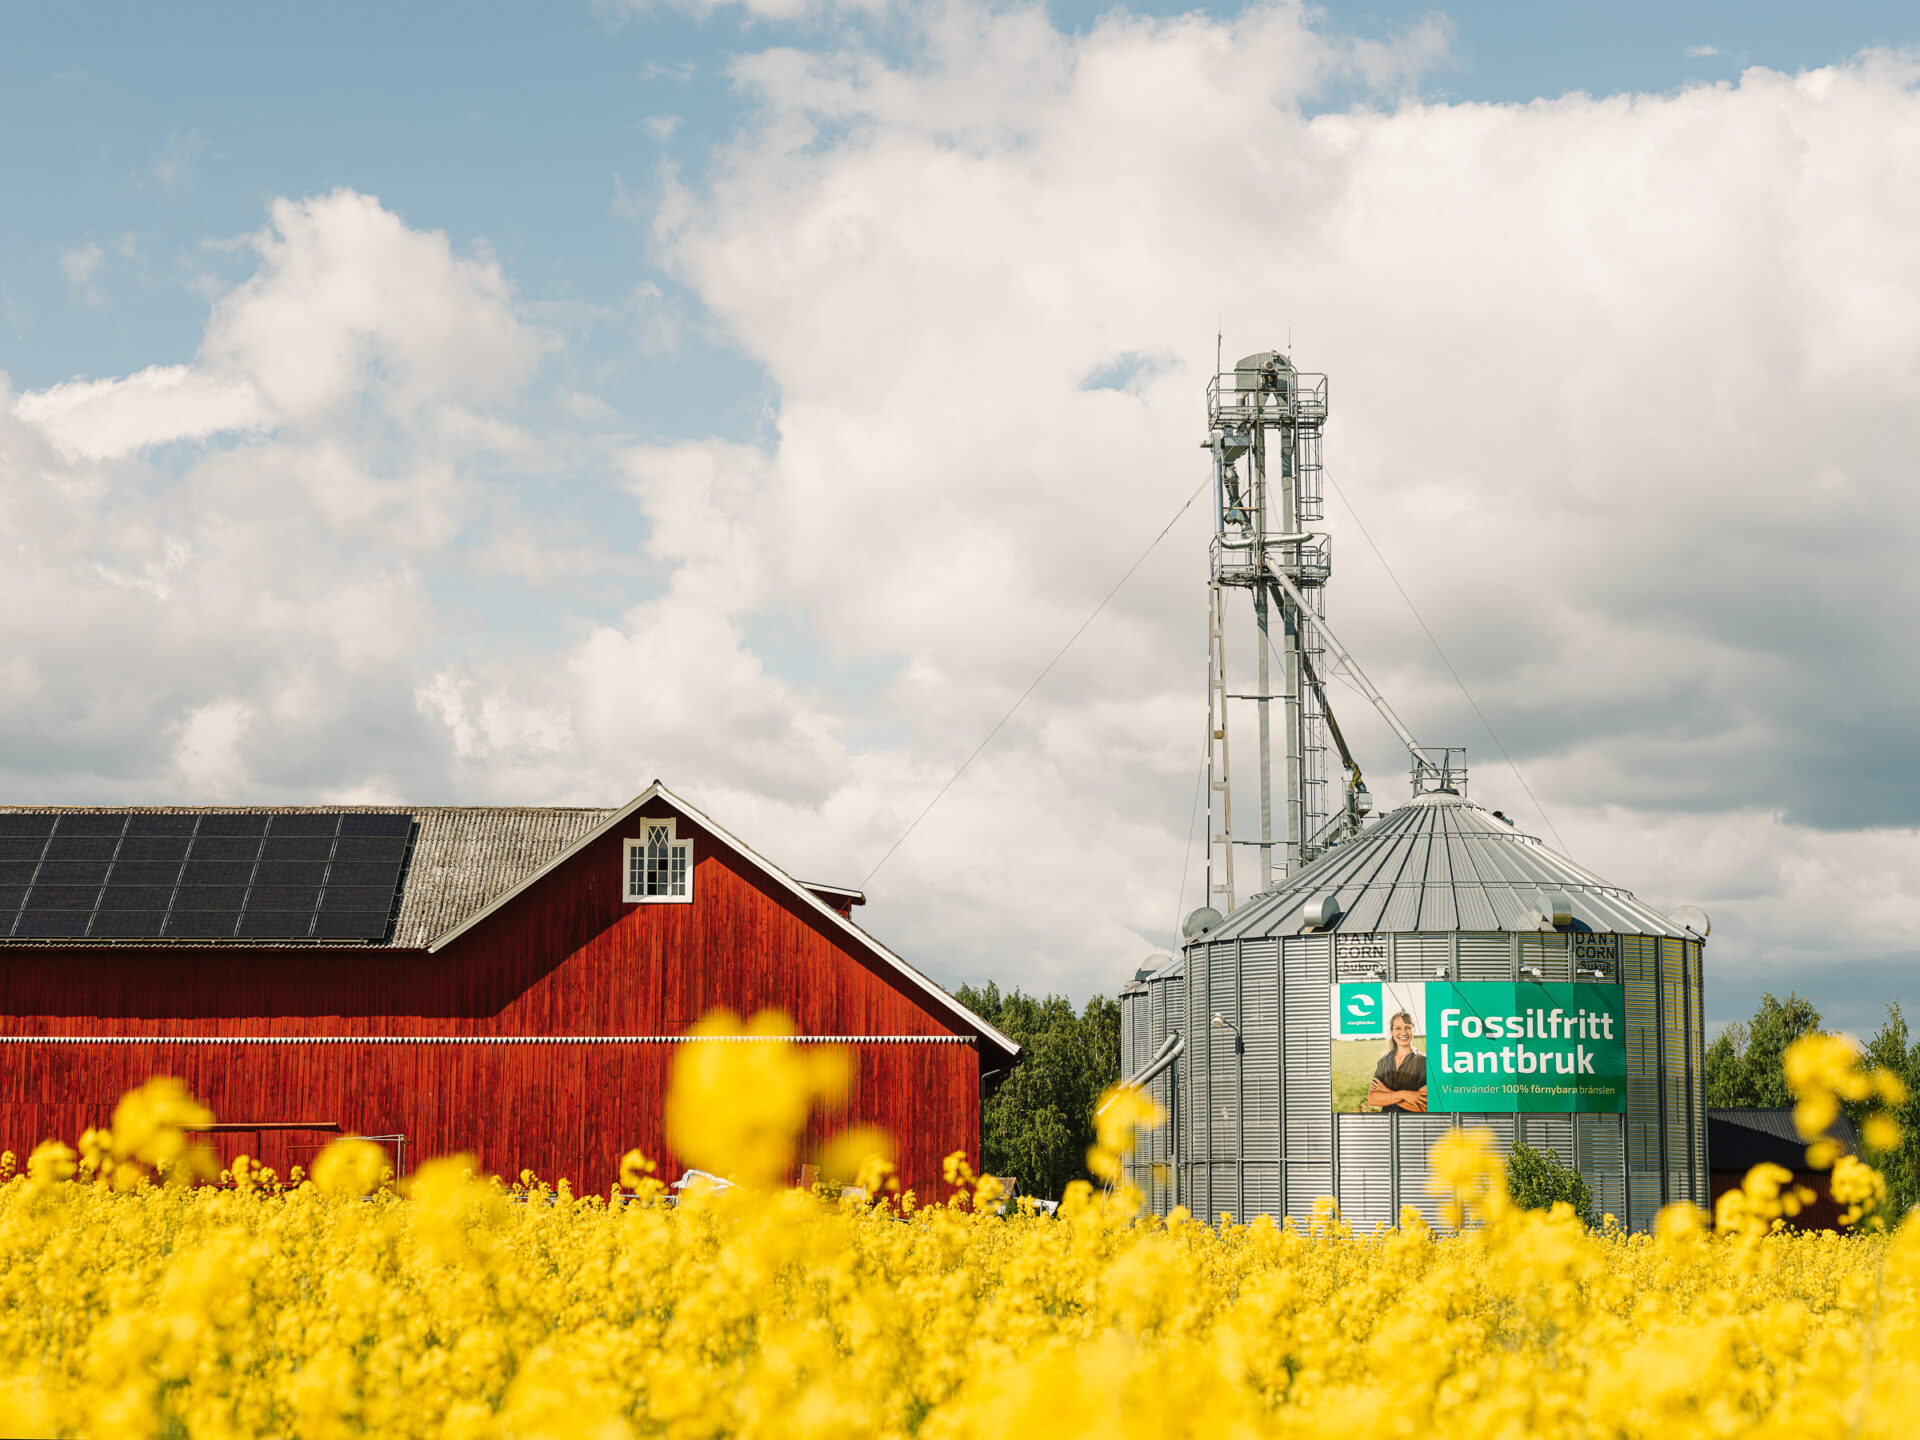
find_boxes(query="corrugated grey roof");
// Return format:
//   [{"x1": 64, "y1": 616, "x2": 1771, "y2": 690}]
[
  {"x1": 0, "y1": 804, "x2": 614, "y2": 948},
  {"x1": 391, "y1": 807, "x2": 615, "y2": 947},
  {"x1": 1710, "y1": 1107, "x2": 1858, "y2": 1148},
  {"x1": 1708, "y1": 1107, "x2": 1857, "y2": 1170},
  {"x1": 1205, "y1": 792, "x2": 1686, "y2": 941}
]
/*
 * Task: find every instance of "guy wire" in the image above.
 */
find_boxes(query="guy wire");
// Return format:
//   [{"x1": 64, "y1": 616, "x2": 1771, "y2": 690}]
[
  {"x1": 1321, "y1": 472, "x2": 1571, "y2": 858},
  {"x1": 863, "y1": 475, "x2": 1212, "y2": 886}
]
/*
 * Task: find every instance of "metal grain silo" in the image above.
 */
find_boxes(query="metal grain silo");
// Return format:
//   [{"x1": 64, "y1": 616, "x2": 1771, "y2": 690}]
[
  {"x1": 1120, "y1": 793, "x2": 1707, "y2": 1231},
  {"x1": 1117, "y1": 345, "x2": 1708, "y2": 1231}
]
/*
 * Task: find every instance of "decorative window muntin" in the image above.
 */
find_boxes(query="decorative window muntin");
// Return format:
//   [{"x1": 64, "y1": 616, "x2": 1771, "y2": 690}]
[{"x1": 624, "y1": 819, "x2": 692, "y2": 904}]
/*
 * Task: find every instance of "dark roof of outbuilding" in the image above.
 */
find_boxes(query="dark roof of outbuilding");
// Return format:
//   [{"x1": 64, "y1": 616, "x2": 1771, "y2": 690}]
[
  {"x1": 1707, "y1": 1107, "x2": 1858, "y2": 1172},
  {"x1": 1202, "y1": 791, "x2": 1685, "y2": 941}
]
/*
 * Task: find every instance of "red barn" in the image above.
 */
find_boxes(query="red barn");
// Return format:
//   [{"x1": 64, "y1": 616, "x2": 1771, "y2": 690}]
[{"x1": 0, "y1": 783, "x2": 1019, "y2": 1196}]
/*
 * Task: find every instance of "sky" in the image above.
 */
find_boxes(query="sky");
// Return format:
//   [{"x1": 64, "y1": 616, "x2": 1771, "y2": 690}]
[{"x1": 5, "y1": 1, "x2": 1920, "y2": 1036}]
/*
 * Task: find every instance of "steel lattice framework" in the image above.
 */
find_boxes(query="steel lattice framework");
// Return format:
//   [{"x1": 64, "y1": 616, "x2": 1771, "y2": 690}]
[{"x1": 1204, "y1": 351, "x2": 1334, "y2": 913}]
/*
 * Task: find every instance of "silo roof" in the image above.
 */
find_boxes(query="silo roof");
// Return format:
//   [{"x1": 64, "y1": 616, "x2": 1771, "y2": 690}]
[{"x1": 1204, "y1": 791, "x2": 1685, "y2": 941}]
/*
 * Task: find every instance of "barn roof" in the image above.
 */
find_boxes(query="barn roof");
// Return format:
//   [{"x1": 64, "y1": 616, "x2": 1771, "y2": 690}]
[{"x1": 0, "y1": 787, "x2": 1019, "y2": 1063}]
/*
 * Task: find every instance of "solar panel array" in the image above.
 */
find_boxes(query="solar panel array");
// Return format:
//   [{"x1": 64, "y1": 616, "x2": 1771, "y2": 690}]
[{"x1": 0, "y1": 813, "x2": 414, "y2": 942}]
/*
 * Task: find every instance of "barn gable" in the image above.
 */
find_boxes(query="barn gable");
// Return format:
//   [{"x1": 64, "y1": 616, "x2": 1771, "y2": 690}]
[{"x1": 423, "y1": 782, "x2": 1019, "y2": 1063}]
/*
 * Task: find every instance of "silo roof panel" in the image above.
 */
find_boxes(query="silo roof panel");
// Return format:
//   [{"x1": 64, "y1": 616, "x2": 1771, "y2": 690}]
[
  {"x1": 1342, "y1": 881, "x2": 1394, "y2": 934},
  {"x1": 1195, "y1": 791, "x2": 1688, "y2": 943},
  {"x1": 1421, "y1": 876, "x2": 1461, "y2": 932},
  {"x1": 1485, "y1": 885, "x2": 1541, "y2": 931},
  {"x1": 1451, "y1": 880, "x2": 1502, "y2": 931}
]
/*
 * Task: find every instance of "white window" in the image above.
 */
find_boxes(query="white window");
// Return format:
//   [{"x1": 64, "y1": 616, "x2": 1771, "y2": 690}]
[{"x1": 624, "y1": 819, "x2": 692, "y2": 903}]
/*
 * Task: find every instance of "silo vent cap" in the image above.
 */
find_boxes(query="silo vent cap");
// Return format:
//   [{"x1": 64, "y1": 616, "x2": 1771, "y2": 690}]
[
  {"x1": 1182, "y1": 906, "x2": 1224, "y2": 941},
  {"x1": 1669, "y1": 905, "x2": 1711, "y2": 939},
  {"x1": 1299, "y1": 895, "x2": 1341, "y2": 931},
  {"x1": 1534, "y1": 892, "x2": 1574, "y2": 929}
]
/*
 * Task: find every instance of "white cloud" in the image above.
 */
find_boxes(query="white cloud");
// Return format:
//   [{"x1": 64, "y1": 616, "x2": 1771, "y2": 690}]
[
  {"x1": 59, "y1": 243, "x2": 106, "y2": 308},
  {"x1": 16, "y1": 365, "x2": 268, "y2": 460},
  {"x1": 0, "y1": 190, "x2": 563, "y2": 808},
  {"x1": 59, "y1": 244, "x2": 103, "y2": 286},
  {"x1": 574, "y1": 3, "x2": 1920, "y2": 1010},
  {"x1": 603, "y1": 0, "x2": 888, "y2": 21},
  {"x1": 13, "y1": 10, "x2": 1920, "y2": 1033},
  {"x1": 172, "y1": 698, "x2": 252, "y2": 798},
  {"x1": 200, "y1": 189, "x2": 546, "y2": 432},
  {"x1": 1685, "y1": 45, "x2": 1720, "y2": 59},
  {"x1": 152, "y1": 129, "x2": 205, "y2": 193}
]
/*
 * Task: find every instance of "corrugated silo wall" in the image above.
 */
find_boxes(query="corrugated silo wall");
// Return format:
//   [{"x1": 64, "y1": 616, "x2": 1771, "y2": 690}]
[
  {"x1": 1119, "y1": 969, "x2": 1182, "y2": 1210},
  {"x1": 1623, "y1": 934, "x2": 1707, "y2": 1230},
  {"x1": 1119, "y1": 986, "x2": 1144, "y2": 1110},
  {"x1": 1158, "y1": 931, "x2": 1705, "y2": 1232},
  {"x1": 1154, "y1": 966, "x2": 1183, "y2": 1213}
]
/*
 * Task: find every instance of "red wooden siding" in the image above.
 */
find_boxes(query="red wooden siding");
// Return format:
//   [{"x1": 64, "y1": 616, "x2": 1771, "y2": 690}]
[
  {"x1": 1707, "y1": 1170, "x2": 1849, "y2": 1233},
  {"x1": 0, "y1": 1040, "x2": 976, "y2": 1198},
  {"x1": 0, "y1": 801, "x2": 993, "y2": 1198}
]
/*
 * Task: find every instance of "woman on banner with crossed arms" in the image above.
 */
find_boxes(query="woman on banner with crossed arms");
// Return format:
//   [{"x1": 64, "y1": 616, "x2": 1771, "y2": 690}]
[{"x1": 1367, "y1": 1010, "x2": 1428, "y2": 1112}]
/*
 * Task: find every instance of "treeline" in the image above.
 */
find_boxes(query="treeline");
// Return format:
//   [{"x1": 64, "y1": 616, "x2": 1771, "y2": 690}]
[
  {"x1": 1707, "y1": 992, "x2": 1920, "y2": 1216},
  {"x1": 951, "y1": 982, "x2": 1119, "y2": 1201}
]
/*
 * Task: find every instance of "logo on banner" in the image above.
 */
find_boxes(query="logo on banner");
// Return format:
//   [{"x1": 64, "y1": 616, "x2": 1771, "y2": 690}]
[{"x1": 1337, "y1": 983, "x2": 1383, "y2": 1036}]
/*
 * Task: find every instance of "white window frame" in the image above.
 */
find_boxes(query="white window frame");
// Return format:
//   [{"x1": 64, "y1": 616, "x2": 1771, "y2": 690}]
[{"x1": 623, "y1": 819, "x2": 693, "y2": 904}]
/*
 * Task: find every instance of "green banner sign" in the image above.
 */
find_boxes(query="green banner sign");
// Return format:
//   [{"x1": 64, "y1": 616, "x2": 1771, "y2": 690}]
[
  {"x1": 1429, "y1": 982, "x2": 1624, "y2": 1113},
  {"x1": 1330, "y1": 980, "x2": 1625, "y2": 1115}
]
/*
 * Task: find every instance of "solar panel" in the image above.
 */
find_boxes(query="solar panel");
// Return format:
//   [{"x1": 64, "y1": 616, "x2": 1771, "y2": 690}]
[
  {"x1": 91, "y1": 911, "x2": 169, "y2": 939},
  {"x1": 0, "y1": 812, "x2": 413, "y2": 943},
  {"x1": 117, "y1": 837, "x2": 191, "y2": 862},
  {"x1": 126, "y1": 814, "x2": 196, "y2": 837},
  {"x1": 15, "y1": 912, "x2": 91, "y2": 938}
]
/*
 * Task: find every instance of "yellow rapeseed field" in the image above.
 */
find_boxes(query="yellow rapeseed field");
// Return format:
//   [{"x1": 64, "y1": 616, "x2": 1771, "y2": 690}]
[{"x1": 0, "y1": 1014, "x2": 1915, "y2": 1440}]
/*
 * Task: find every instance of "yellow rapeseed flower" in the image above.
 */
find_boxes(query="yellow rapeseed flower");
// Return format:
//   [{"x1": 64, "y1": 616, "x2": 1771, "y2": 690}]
[
  {"x1": 0, "y1": 1016, "x2": 1910, "y2": 1439},
  {"x1": 310, "y1": 1135, "x2": 390, "y2": 1198},
  {"x1": 665, "y1": 1008, "x2": 850, "y2": 1187},
  {"x1": 25, "y1": 1140, "x2": 74, "y2": 1187}
]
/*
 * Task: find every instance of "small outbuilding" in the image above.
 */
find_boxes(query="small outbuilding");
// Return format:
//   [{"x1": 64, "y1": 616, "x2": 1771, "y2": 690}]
[{"x1": 1707, "y1": 1107, "x2": 1858, "y2": 1232}]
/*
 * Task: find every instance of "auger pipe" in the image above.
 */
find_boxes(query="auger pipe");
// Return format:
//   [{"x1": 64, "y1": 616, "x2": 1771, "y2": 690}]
[
  {"x1": 1097, "y1": 1031, "x2": 1184, "y2": 1115},
  {"x1": 1263, "y1": 555, "x2": 1426, "y2": 764},
  {"x1": 1300, "y1": 647, "x2": 1359, "y2": 781}
]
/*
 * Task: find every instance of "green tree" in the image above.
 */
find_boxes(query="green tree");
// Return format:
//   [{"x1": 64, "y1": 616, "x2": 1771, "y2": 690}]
[
  {"x1": 1855, "y1": 1002, "x2": 1920, "y2": 1220},
  {"x1": 1703, "y1": 1021, "x2": 1748, "y2": 1107},
  {"x1": 1506, "y1": 1141, "x2": 1598, "y2": 1228},
  {"x1": 1703, "y1": 992, "x2": 1824, "y2": 1107},
  {"x1": 1704, "y1": 992, "x2": 1919, "y2": 1220},
  {"x1": 953, "y1": 982, "x2": 1121, "y2": 1200}
]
